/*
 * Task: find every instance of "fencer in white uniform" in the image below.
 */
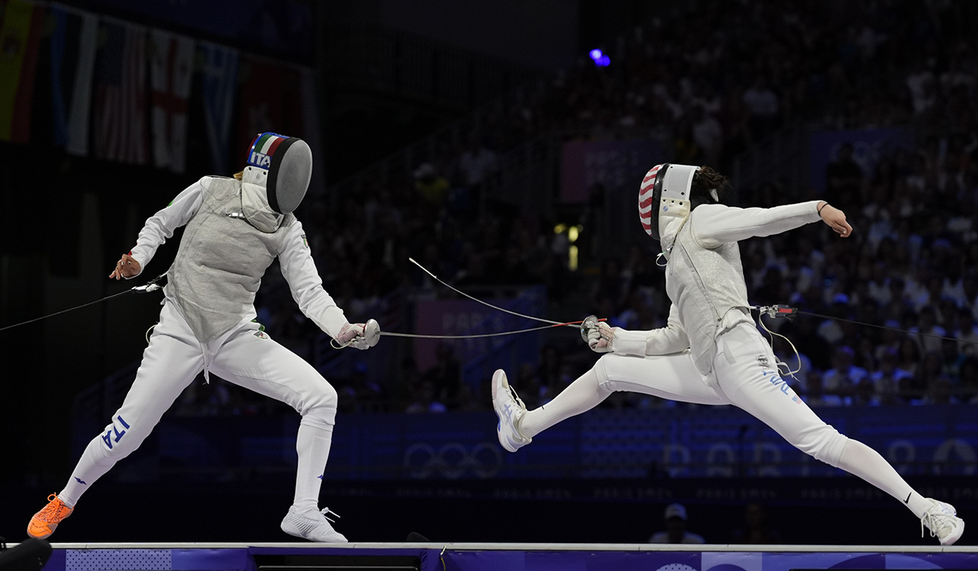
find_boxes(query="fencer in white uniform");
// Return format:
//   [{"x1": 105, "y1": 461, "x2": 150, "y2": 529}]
[
  {"x1": 492, "y1": 163, "x2": 965, "y2": 545},
  {"x1": 28, "y1": 132, "x2": 378, "y2": 542}
]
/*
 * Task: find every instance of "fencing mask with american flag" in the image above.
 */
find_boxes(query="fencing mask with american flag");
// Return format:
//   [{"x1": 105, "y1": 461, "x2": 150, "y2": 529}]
[
  {"x1": 242, "y1": 132, "x2": 313, "y2": 214},
  {"x1": 638, "y1": 163, "x2": 699, "y2": 241}
]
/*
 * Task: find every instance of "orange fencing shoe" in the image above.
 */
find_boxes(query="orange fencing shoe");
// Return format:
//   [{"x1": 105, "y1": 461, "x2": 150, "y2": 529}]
[{"x1": 28, "y1": 494, "x2": 73, "y2": 539}]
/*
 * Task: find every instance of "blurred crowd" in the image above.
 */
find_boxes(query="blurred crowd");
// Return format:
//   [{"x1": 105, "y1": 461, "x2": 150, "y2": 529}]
[{"x1": 176, "y1": 0, "x2": 978, "y2": 416}]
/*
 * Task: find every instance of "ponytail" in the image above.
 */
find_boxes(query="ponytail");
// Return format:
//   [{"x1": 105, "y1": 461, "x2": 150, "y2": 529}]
[{"x1": 691, "y1": 166, "x2": 730, "y2": 206}]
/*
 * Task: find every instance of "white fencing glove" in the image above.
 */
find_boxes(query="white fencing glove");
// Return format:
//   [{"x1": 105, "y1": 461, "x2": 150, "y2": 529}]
[
  {"x1": 580, "y1": 315, "x2": 647, "y2": 357},
  {"x1": 336, "y1": 319, "x2": 381, "y2": 350},
  {"x1": 580, "y1": 315, "x2": 614, "y2": 353}
]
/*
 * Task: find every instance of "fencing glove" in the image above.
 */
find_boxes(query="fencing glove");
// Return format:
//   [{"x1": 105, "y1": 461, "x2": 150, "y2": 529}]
[{"x1": 336, "y1": 319, "x2": 381, "y2": 350}]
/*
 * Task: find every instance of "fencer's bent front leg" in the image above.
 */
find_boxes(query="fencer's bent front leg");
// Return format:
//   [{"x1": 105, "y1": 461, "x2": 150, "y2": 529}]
[
  {"x1": 211, "y1": 323, "x2": 339, "y2": 419},
  {"x1": 521, "y1": 352, "x2": 727, "y2": 439},
  {"x1": 596, "y1": 352, "x2": 727, "y2": 405},
  {"x1": 211, "y1": 326, "x2": 339, "y2": 512}
]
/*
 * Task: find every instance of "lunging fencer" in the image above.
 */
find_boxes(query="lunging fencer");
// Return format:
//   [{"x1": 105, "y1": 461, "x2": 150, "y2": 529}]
[
  {"x1": 492, "y1": 163, "x2": 965, "y2": 545},
  {"x1": 28, "y1": 132, "x2": 380, "y2": 542}
]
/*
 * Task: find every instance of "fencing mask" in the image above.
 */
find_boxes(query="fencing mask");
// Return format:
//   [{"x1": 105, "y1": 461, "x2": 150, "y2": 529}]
[
  {"x1": 242, "y1": 132, "x2": 312, "y2": 214},
  {"x1": 638, "y1": 163, "x2": 700, "y2": 241}
]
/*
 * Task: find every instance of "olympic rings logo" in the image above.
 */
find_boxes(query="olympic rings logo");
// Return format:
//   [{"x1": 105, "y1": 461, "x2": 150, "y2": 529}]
[{"x1": 403, "y1": 442, "x2": 503, "y2": 479}]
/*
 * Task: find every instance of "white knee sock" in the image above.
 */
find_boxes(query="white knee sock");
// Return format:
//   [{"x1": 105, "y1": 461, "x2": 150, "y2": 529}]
[
  {"x1": 835, "y1": 439, "x2": 931, "y2": 517},
  {"x1": 520, "y1": 369, "x2": 611, "y2": 438},
  {"x1": 293, "y1": 413, "x2": 334, "y2": 515}
]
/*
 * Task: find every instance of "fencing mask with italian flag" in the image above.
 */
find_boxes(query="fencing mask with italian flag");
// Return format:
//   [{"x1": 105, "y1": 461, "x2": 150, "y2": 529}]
[{"x1": 242, "y1": 132, "x2": 313, "y2": 214}]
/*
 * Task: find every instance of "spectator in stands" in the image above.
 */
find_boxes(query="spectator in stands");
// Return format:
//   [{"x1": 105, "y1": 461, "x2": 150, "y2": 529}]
[
  {"x1": 873, "y1": 322, "x2": 904, "y2": 366},
  {"x1": 391, "y1": 357, "x2": 423, "y2": 412},
  {"x1": 897, "y1": 337, "x2": 925, "y2": 400},
  {"x1": 804, "y1": 370, "x2": 846, "y2": 407},
  {"x1": 672, "y1": 116, "x2": 703, "y2": 164},
  {"x1": 457, "y1": 135, "x2": 498, "y2": 193},
  {"x1": 649, "y1": 503, "x2": 705, "y2": 544},
  {"x1": 816, "y1": 294, "x2": 850, "y2": 345},
  {"x1": 742, "y1": 75, "x2": 780, "y2": 139},
  {"x1": 405, "y1": 379, "x2": 448, "y2": 414},
  {"x1": 870, "y1": 348, "x2": 913, "y2": 403},
  {"x1": 691, "y1": 104, "x2": 724, "y2": 168},
  {"x1": 341, "y1": 361, "x2": 386, "y2": 414},
  {"x1": 536, "y1": 344, "x2": 571, "y2": 405},
  {"x1": 921, "y1": 376, "x2": 957, "y2": 406},
  {"x1": 423, "y1": 343, "x2": 462, "y2": 410},
  {"x1": 729, "y1": 503, "x2": 782, "y2": 545},
  {"x1": 853, "y1": 378, "x2": 882, "y2": 407},
  {"x1": 959, "y1": 357, "x2": 978, "y2": 404},
  {"x1": 413, "y1": 163, "x2": 450, "y2": 209},
  {"x1": 958, "y1": 309, "x2": 978, "y2": 356},
  {"x1": 965, "y1": 274, "x2": 978, "y2": 321},
  {"x1": 822, "y1": 345, "x2": 868, "y2": 399},
  {"x1": 825, "y1": 142, "x2": 865, "y2": 211},
  {"x1": 906, "y1": 57, "x2": 937, "y2": 115},
  {"x1": 911, "y1": 306, "x2": 948, "y2": 356},
  {"x1": 589, "y1": 257, "x2": 628, "y2": 316}
]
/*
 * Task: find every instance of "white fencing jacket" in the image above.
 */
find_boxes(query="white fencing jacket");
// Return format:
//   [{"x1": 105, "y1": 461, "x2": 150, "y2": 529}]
[
  {"x1": 617, "y1": 201, "x2": 823, "y2": 374},
  {"x1": 128, "y1": 176, "x2": 349, "y2": 344}
]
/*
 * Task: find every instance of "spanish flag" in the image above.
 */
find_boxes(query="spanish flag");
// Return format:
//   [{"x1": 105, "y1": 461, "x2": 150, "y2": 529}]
[{"x1": 0, "y1": 0, "x2": 44, "y2": 143}]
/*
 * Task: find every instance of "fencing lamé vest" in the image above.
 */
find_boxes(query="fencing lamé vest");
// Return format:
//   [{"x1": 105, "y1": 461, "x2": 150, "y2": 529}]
[
  {"x1": 165, "y1": 176, "x2": 294, "y2": 343},
  {"x1": 663, "y1": 219, "x2": 752, "y2": 375}
]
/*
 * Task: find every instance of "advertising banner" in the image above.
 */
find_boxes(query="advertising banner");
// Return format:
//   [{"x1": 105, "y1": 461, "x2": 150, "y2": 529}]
[{"x1": 561, "y1": 138, "x2": 663, "y2": 203}]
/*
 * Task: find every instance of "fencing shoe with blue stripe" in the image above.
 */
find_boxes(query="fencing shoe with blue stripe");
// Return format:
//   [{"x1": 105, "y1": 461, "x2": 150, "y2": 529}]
[{"x1": 492, "y1": 369, "x2": 531, "y2": 453}]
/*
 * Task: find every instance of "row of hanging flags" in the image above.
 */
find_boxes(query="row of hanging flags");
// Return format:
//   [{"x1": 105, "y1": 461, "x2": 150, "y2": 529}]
[{"x1": 0, "y1": 0, "x2": 320, "y2": 174}]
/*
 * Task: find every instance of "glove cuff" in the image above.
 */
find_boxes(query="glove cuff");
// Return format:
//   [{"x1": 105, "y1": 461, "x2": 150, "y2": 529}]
[
  {"x1": 321, "y1": 306, "x2": 350, "y2": 340},
  {"x1": 611, "y1": 328, "x2": 647, "y2": 356}
]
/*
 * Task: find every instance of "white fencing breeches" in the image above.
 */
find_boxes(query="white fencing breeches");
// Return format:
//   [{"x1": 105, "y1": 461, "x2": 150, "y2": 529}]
[
  {"x1": 523, "y1": 322, "x2": 848, "y2": 468},
  {"x1": 709, "y1": 322, "x2": 848, "y2": 466},
  {"x1": 60, "y1": 301, "x2": 337, "y2": 507}
]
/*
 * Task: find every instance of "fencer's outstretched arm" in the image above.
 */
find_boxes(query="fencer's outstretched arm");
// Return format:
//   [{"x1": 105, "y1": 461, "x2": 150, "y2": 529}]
[
  {"x1": 277, "y1": 220, "x2": 360, "y2": 343},
  {"x1": 124, "y1": 178, "x2": 207, "y2": 275},
  {"x1": 690, "y1": 200, "x2": 851, "y2": 248},
  {"x1": 587, "y1": 304, "x2": 690, "y2": 356}
]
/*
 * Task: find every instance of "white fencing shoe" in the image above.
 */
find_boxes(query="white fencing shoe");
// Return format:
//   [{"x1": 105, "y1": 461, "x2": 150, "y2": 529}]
[
  {"x1": 491, "y1": 369, "x2": 531, "y2": 453},
  {"x1": 921, "y1": 499, "x2": 964, "y2": 545},
  {"x1": 281, "y1": 506, "x2": 349, "y2": 543}
]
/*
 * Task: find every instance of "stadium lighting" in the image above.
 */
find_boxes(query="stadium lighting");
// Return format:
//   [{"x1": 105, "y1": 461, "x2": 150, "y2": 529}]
[{"x1": 589, "y1": 49, "x2": 610, "y2": 67}]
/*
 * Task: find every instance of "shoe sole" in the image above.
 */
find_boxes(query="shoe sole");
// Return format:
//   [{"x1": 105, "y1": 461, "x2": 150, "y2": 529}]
[
  {"x1": 491, "y1": 370, "x2": 519, "y2": 453},
  {"x1": 281, "y1": 520, "x2": 348, "y2": 543},
  {"x1": 491, "y1": 369, "x2": 507, "y2": 401},
  {"x1": 27, "y1": 526, "x2": 54, "y2": 540},
  {"x1": 491, "y1": 369, "x2": 509, "y2": 418},
  {"x1": 28, "y1": 510, "x2": 69, "y2": 540}
]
